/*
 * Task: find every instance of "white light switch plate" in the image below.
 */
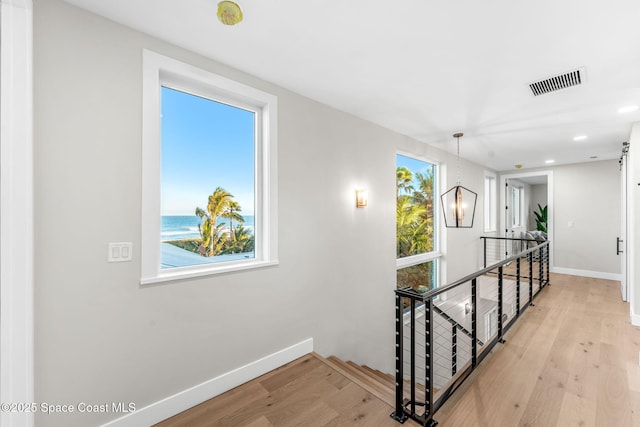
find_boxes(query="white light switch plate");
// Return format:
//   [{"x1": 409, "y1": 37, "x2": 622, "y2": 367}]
[{"x1": 108, "y1": 242, "x2": 133, "y2": 262}]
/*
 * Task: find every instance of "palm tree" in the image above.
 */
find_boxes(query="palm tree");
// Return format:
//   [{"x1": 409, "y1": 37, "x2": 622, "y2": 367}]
[
  {"x1": 413, "y1": 168, "x2": 435, "y2": 223},
  {"x1": 396, "y1": 167, "x2": 414, "y2": 198},
  {"x1": 229, "y1": 225, "x2": 254, "y2": 254},
  {"x1": 221, "y1": 200, "x2": 244, "y2": 243},
  {"x1": 396, "y1": 194, "x2": 428, "y2": 257},
  {"x1": 196, "y1": 187, "x2": 234, "y2": 256}
]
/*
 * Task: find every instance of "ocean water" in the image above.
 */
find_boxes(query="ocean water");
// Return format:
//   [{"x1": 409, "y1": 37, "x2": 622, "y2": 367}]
[{"x1": 161, "y1": 215, "x2": 255, "y2": 241}]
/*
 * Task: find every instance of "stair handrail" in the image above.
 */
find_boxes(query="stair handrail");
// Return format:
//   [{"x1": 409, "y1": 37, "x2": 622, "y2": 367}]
[
  {"x1": 392, "y1": 239, "x2": 550, "y2": 426},
  {"x1": 432, "y1": 305, "x2": 484, "y2": 347}
]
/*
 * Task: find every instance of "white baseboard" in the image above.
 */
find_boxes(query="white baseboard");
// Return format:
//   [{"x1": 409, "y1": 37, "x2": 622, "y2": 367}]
[
  {"x1": 551, "y1": 267, "x2": 622, "y2": 281},
  {"x1": 632, "y1": 308, "x2": 640, "y2": 327},
  {"x1": 101, "y1": 338, "x2": 314, "y2": 427}
]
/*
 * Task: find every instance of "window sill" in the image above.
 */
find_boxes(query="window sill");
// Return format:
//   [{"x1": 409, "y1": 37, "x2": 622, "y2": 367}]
[
  {"x1": 396, "y1": 252, "x2": 442, "y2": 269},
  {"x1": 140, "y1": 259, "x2": 279, "y2": 285}
]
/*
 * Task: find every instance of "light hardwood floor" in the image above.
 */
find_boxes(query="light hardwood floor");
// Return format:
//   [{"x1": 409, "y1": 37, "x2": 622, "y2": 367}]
[
  {"x1": 436, "y1": 273, "x2": 640, "y2": 427},
  {"x1": 155, "y1": 354, "x2": 403, "y2": 427},
  {"x1": 156, "y1": 273, "x2": 640, "y2": 427}
]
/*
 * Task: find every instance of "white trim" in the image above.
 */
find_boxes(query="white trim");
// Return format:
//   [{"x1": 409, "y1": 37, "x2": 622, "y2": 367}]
[
  {"x1": 551, "y1": 266, "x2": 621, "y2": 281},
  {"x1": 1, "y1": 1, "x2": 35, "y2": 426},
  {"x1": 141, "y1": 50, "x2": 278, "y2": 284},
  {"x1": 100, "y1": 338, "x2": 313, "y2": 427},
  {"x1": 483, "y1": 170, "x2": 497, "y2": 232},
  {"x1": 631, "y1": 308, "x2": 640, "y2": 327},
  {"x1": 0, "y1": 1, "x2": 34, "y2": 426},
  {"x1": 395, "y1": 151, "x2": 443, "y2": 284},
  {"x1": 396, "y1": 252, "x2": 442, "y2": 269}
]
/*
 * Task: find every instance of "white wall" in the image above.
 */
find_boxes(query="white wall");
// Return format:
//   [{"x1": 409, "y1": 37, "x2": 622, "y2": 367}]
[{"x1": 33, "y1": 1, "x2": 488, "y2": 426}]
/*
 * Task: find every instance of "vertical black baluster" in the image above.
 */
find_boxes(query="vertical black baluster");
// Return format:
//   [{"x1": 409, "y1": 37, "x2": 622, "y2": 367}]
[
  {"x1": 528, "y1": 251, "x2": 534, "y2": 306},
  {"x1": 425, "y1": 298, "x2": 434, "y2": 419},
  {"x1": 391, "y1": 294, "x2": 408, "y2": 423},
  {"x1": 546, "y1": 243, "x2": 550, "y2": 286},
  {"x1": 483, "y1": 237, "x2": 487, "y2": 268},
  {"x1": 516, "y1": 257, "x2": 521, "y2": 317},
  {"x1": 539, "y1": 246, "x2": 543, "y2": 292},
  {"x1": 471, "y1": 279, "x2": 477, "y2": 368},
  {"x1": 410, "y1": 298, "x2": 416, "y2": 417},
  {"x1": 498, "y1": 266, "x2": 505, "y2": 343},
  {"x1": 451, "y1": 324, "x2": 457, "y2": 377}
]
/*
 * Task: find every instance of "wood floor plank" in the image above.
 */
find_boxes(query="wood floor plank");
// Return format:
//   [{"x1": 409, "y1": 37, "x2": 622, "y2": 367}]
[
  {"x1": 244, "y1": 416, "x2": 274, "y2": 427},
  {"x1": 156, "y1": 382, "x2": 270, "y2": 426},
  {"x1": 631, "y1": 391, "x2": 640, "y2": 427},
  {"x1": 627, "y1": 361, "x2": 640, "y2": 392},
  {"x1": 518, "y1": 364, "x2": 567, "y2": 427},
  {"x1": 324, "y1": 382, "x2": 400, "y2": 426},
  {"x1": 259, "y1": 355, "x2": 323, "y2": 392},
  {"x1": 595, "y1": 363, "x2": 634, "y2": 427},
  {"x1": 556, "y1": 391, "x2": 596, "y2": 427}
]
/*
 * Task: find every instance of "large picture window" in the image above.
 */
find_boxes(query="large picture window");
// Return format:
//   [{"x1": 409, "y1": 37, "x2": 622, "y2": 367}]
[
  {"x1": 396, "y1": 154, "x2": 440, "y2": 293},
  {"x1": 141, "y1": 51, "x2": 278, "y2": 284},
  {"x1": 161, "y1": 87, "x2": 255, "y2": 267}
]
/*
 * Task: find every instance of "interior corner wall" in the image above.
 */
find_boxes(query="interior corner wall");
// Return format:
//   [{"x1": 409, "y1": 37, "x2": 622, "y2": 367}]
[{"x1": 32, "y1": 1, "x2": 488, "y2": 426}]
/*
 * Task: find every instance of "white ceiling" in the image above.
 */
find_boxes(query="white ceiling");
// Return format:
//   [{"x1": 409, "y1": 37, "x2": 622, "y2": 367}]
[{"x1": 64, "y1": 0, "x2": 640, "y2": 171}]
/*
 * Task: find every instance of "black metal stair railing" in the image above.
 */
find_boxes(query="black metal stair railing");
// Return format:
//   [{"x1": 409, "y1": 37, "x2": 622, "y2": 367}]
[{"x1": 391, "y1": 239, "x2": 550, "y2": 426}]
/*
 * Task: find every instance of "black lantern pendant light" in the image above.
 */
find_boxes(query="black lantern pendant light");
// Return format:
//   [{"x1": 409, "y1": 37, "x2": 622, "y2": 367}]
[{"x1": 440, "y1": 133, "x2": 477, "y2": 228}]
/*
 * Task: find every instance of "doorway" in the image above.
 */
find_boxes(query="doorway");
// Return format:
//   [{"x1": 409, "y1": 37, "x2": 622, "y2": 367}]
[{"x1": 499, "y1": 171, "x2": 554, "y2": 268}]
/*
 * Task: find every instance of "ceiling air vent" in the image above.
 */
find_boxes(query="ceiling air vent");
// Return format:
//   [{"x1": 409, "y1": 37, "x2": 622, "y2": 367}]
[{"x1": 529, "y1": 68, "x2": 585, "y2": 96}]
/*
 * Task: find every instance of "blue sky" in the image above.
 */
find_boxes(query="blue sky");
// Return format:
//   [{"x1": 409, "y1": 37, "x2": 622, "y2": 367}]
[
  {"x1": 161, "y1": 86, "x2": 255, "y2": 216},
  {"x1": 396, "y1": 154, "x2": 434, "y2": 194}
]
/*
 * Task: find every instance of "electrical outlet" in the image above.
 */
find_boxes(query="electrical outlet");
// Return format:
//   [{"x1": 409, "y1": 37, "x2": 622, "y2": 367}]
[{"x1": 108, "y1": 242, "x2": 133, "y2": 262}]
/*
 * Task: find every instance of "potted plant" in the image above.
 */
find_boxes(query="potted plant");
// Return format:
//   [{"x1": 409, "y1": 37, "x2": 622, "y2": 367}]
[{"x1": 534, "y1": 204, "x2": 548, "y2": 233}]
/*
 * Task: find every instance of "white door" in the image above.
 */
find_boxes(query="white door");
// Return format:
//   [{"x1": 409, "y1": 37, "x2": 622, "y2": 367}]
[
  {"x1": 620, "y1": 148, "x2": 629, "y2": 301},
  {"x1": 504, "y1": 180, "x2": 512, "y2": 257}
]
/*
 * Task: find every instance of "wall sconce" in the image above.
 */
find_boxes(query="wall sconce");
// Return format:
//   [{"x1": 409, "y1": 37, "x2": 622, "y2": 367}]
[
  {"x1": 355, "y1": 189, "x2": 368, "y2": 208},
  {"x1": 465, "y1": 303, "x2": 471, "y2": 314}
]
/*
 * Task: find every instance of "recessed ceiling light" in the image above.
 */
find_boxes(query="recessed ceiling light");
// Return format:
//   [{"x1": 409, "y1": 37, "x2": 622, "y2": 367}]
[
  {"x1": 545, "y1": 160, "x2": 555, "y2": 164},
  {"x1": 573, "y1": 135, "x2": 588, "y2": 141},
  {"x1": 618, "y1": 105, "x2": 639, "y2": 113}
]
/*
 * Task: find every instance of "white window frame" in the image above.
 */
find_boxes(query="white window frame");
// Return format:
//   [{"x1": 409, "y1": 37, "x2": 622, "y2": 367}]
[
  {"x1": 141, "y1": 50, "x2": 278, "y2": 284},
  {"x1": 395, "y1": 152, "x2": 442, "y2": 287},
  {"x1": 484, "y1": 171, "x2": 497, "y2": 232},
  {"x1": 511, "y1": 185, "x2": 523, "y2": 227}
]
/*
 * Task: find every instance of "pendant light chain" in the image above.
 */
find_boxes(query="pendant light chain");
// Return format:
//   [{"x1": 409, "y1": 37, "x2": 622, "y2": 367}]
[
  {"x1": 456, "y1": 135, "x2": 461, "y2": 185},
  {"x1": 454, "y1": 132, "x2": 463, "y2": 185}
]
